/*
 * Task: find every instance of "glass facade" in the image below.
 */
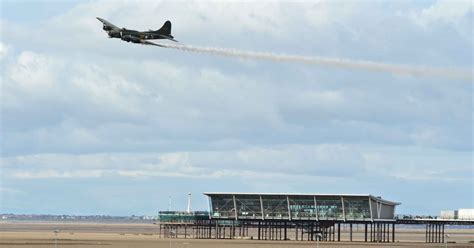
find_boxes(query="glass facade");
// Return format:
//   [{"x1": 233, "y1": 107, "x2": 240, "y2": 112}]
[
  {"x1": 344, "y1": 196, "x2": 371, "y2": 219},
  {"x1": 210, "y1": 194, "x2": 235, "y2": 218},
  {"x1": 316, "y1": 196, "x2": 344, "y2": 219},
  {"x1": 158, "y1": 211, "x2": 209, "y2": 222},
  {"x1": 208, "y1": 194, "x2": 396, "y2": 220},
  {"x1": 262, "y1": 195, "x2": 288, "y2": 219},
  {"x1": 289, "y1": 196, "x2": 317, "y2": 219},
  {"x1": 235, "y1": 195, "x2": 262, "y2": 219}
]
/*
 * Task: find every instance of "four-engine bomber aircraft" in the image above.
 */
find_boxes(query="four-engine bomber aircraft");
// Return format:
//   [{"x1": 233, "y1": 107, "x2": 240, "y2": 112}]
[{"x1": 97, "y1": 17, "x2": 177, "y2": 46}]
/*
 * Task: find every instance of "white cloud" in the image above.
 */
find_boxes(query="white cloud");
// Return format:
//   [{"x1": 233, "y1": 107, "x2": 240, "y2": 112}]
[
  {"x1": 410, "y1": 127, "x2": 440, "y2": 146},
  {"x1": 282, "y1": 90, "x2": 345, "y2": 111},
  {"x1": 415, "y1": 0, "x2": 472, "y2": 25},
  {"x1": 304, "y1": 1, "x2": 362, "y2": 29},
  {"x1": 1, "y1": 144, "x2": 364, "y2": 179},
  {"x1": 0, "y1": 42, "x2": 10, "y2": 59},
  {"x1": 2, "y1": 144, "x2": 470, "y2": 183},
  {"x1": 12, "y1": 170, "x2": 105, "y2": 179},
  {"x1": 1, "y1": 42, "x2": 471, "y2": 156},
  {"x1": 7, "y1": 51, "x2": 58, "y2": 91},
  {"x1": 407, "y1": 0, "x2": 473, "y2": 41}
]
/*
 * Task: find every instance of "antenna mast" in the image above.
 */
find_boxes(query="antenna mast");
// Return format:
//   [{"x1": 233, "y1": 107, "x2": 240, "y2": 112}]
[{"x1": 187, "y1": 193, "x2": 192, "y2": 213}]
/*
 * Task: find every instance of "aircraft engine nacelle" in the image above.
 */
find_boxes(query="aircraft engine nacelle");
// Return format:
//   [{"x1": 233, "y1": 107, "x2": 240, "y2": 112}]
[
  {"x1": 103, "y1": 25, "x2": 112, "y2": 31},
  {"x1": 130, "y1": 38, "x2": 142, "y2": 43},
  {"x1": 121, "y1": 35, "x2": 141, "y2": 43},
  {"x1": 108, "y1": 31, "x2": 121, "y2": 38},
  {"x1": 121, "y1": 35, "x2": 132, "y2": 42}
]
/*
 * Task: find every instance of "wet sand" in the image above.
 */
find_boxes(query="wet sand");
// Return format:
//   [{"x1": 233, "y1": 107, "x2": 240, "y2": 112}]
[{"x1": 1, "y1": 222, "x2": 473, "y2": 248}]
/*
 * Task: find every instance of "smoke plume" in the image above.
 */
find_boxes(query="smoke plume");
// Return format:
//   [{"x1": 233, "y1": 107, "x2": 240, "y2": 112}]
[{"x1": 160, "y1": 43, "x2": 471, "y2": 80}]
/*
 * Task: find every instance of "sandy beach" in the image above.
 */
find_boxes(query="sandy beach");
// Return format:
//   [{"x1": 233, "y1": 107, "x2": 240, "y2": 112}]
[{"x1": 1, "y1": 222, "x2": 473, "y2": 248}]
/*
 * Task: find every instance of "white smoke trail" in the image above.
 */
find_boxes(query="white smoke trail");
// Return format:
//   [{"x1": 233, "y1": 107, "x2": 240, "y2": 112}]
[{"x1": 160, "y1": 43, "x2": 471, "y2": 81}]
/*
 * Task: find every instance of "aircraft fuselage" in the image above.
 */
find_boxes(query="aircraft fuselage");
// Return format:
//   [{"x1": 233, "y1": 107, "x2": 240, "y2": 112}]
[{"x1": 97, "y1": 17, "x2": 177, "y2": 45}]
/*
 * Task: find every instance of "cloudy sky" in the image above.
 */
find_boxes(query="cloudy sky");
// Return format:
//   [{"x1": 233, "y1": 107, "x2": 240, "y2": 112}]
[{"x1": 0, "y1": 0, "x2": 472, "y2": 216}]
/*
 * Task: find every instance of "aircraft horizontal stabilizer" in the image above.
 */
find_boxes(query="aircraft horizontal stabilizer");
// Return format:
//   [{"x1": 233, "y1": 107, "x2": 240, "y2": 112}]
[
  {"x1": 168, "y1": 37, "x2": 178, "y2": 42},
  {"x1": 155, "y1": 34, "x2": 178, "y2": 42}
]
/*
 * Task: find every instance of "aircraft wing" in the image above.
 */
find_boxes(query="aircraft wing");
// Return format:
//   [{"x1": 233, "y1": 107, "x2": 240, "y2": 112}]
[
  {"x1": 142, "y1": 40, "x2": 167, "y2": 47},
  {"x1": 96, "y1": 17, "x2": 120, "y2": 31}
]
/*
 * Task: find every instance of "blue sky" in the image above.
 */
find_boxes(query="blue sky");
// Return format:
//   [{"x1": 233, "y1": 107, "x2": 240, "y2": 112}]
[{"x1": 0, "y1": 0, "x2": 472, "y2": 216}]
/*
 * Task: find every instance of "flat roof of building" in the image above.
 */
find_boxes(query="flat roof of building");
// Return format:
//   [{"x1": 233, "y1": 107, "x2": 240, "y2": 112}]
[{"x1": 204, "y1": 192, "x2": 401, "y2": 206}]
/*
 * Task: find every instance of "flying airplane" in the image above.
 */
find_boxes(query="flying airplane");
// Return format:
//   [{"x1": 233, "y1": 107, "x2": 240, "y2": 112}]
[{"x1": 97, "y1": 17, "x2": 177, "y2": 47}]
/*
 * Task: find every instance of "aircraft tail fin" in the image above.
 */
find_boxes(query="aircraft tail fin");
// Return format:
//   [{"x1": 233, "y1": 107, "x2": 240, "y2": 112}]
[{"x1": 156, "y1": 21, "x2": 172, "y2": 35}]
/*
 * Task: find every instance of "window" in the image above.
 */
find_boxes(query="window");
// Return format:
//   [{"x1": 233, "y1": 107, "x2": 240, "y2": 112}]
[
  {"x1": 289, "y1": 196, "x2": 317, "y2": 219},
  {"x1": 344, "y1": 197, "x2": 371, "y2": 219},
  {"x1": 262, "y1": 195, "x2": 288, "y2": 219},
  {"x1": 211, "y1": 195, "x2": 235, "y2": 218},
  {"x1": 316, "y1": 196, "x2": 343, "y2": 219},
  {"x1": 235, "y1": 195, "x2": 262, "y2": 219}
]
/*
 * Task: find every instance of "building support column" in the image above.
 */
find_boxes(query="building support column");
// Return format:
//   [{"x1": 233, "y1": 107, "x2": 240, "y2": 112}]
[
  {"x1": 439, "y1": 224, "x2": 442, "y2": 243},
  {"x1": 442, "y1": 224, "x2": 445, "y2": 243},
  {"x1": 429, "y1": 224, "x2": 432, "y2": 243},
  {"x1": 377, "y1": 223, "x2": 379, "y2": 242},
  {"x1": 364, "y1": 223, "x2": 368, "y2": 242},
  {"x1": 383, "y1": 223, "x2": 386, "y2": 242},
  {"x1": 258, "y1": 221, "x2": 261, "y2": 240},
  {"x1": 350, "y1": 223, "x2": 353, "y2": 241},
  {"x1": 430, "y1": 224, "x2": 433, "y2": 243},
  {"x1": 333, "y1": 223, "x2": 336, "y2": 241},
  {"x1": 425, "y1": 224, "x2": 428, "y2": 243},
  {"x1": 375, "y1": 223, "x2": 377, "y2": 242},
  {"x1": 295, "y1": 224, "x2": 298, "y2": 241},
  {"x1": 370, "y1": 223, "x2": 373, "y2": 242},
  {"x1": 373, "y1": 223, "x2": 376, "y2": 242},
  {"x1": 209, "y1": 221, "x2": 212, "y2": 239},
  {"x1": 392, "y1": 223, "x2": 395, "y2": 243},
  {"x1": 337, "y1": 223, "x2": 340, "y2": 241},
  {"x1": 265, "y1": 223, "x2": 268, "y2": 240},
  {"x1": 302, "y1": 223, "x2": 305, "y2": 241}
]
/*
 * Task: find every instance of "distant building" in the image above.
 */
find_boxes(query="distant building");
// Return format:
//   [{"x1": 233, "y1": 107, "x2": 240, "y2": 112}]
[
  {"x1": 440, "y1": 209, "x2": 474, "y2": 220},
  {"x1": 440, "y1": 210, "x2": 458, "y2": 219},
  {"x1": 458, "y1": 209, "x2": 474, "y2": 220}
]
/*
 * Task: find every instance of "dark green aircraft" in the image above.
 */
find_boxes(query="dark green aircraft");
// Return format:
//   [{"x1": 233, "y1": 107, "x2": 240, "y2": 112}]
[{"x1": 97, "y1": 17, "x2": 177, "y2": 47}]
